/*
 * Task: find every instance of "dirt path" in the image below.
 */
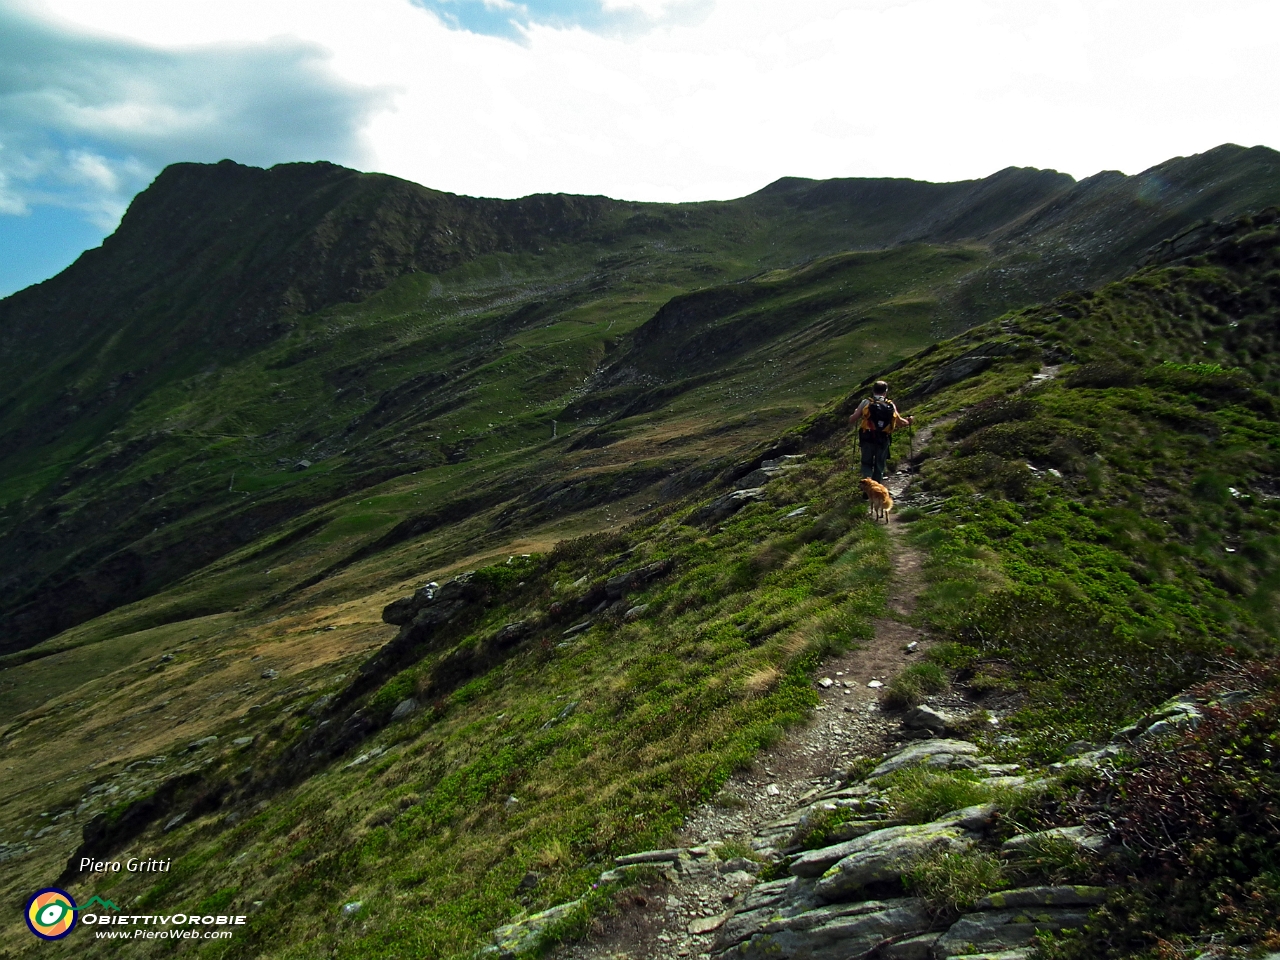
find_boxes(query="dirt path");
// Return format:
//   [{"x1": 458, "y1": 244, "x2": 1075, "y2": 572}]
[{"x1": 552, "y1": 451, "x2": 935, "y2": 960}]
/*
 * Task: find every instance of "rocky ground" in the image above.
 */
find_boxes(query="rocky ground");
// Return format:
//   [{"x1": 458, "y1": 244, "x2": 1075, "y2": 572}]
[
  {"x1": 537, "y1": 458, "x2": 947, "y2": 960},
  {"x1": 479, "y1": 409, "x2": 1251, "y2": 960}
]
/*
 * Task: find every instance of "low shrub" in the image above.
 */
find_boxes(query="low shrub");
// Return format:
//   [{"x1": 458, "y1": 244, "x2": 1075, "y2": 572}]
[
  {"x1": 904, "y1": 847, "x2": 1008, "y2": 914},
  {"x1": 950, "y1": 396, "x2": 1039, "y2": 440},
  {"x1": 1044, "y1": 661, "x2": 1280, "y2": 960},
  {"x1": 926, "y1": 643, "x2": 981, "y2": 671},
  {"x1": 791, "y1": 806, "x2": 858, "y2": 851},
  {"x1": 881, "y1": 662, "x2": 948, "y2": 709},
  {"x1": 1065, "y1": 362, "x2": 1138, "y2": 389},
  {"x1": 1003, "y1": 833, "x2": 1098, "y2": 886},
  {"x1": 881, "y1": 768, "x2": 999, "y2": 823},
  {"x1": 957, "y1": 418, "x2": 1101, "y2": 469}
]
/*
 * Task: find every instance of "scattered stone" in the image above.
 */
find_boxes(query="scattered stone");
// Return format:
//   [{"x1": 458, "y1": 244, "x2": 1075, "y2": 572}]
[
  {"x1": 563, "y1": 621, "x2": 593, "y2": 637},
  {"x1": 504, "y1": 796, "x2": 520, "y2": 809},
  {"x1": 540, "y1": 701, "x2": 578, "y2": 729},
  {"x1": 232, "y1": 736, "x2": 255, "y2": 747},
  {"x1": 975, "y1": 763, "x2": 1021, "y2": 776},
  {"x1": 624, "y1": 604, "x2": 650, "y2": 621},
  {"x1": 687, "y1": 488, "x2": 767, "y2": 526},
  {"x1": 293, "y1": 460, "x2": 312, "y2": 471},
  {"x1": 481, "y1": 900, "x2": 583, "y2": 959},
  {"x1": 260, "y1": 668, "x2": 279, "y2": 680},
  {"x1": 981, "y1": 775, "x2": 1029, "y2": 789},
  {"x1": 603, "y1": 560, "x2": 675, "y2": 603},
  {"x1": 164, "y1": 814, "x2": 186, "y2": 832},
  {"x1": 0, "y1": 841, "x2": 32, "y2": 863},
  {"x1": 390, "y1": 698, "x2": 419, "y2": 721},
  {"x1": 762, "y1": 455, "x2": 805, "y2": 469},
  {"x1": 818, "y1": 677, "x2": 835, "y2": 689},
  {"x1": 615, "y1": 848, "x2": 685, "y2": 866},
  {"x1": 1113, "y1": 695, "x2": 1202, "y2": 742},
  {"x1": 784, "y1": 507, "x2": 808, "y2": 518},
  {"x1": 902, "y1": 705, "x2": 956, "y2": 736},
  {"x1": 904, "y1": 641, "x2": 919, "y2": 652},
  {"x1": 945, "y1": 803, "x2": 999, "y2": 832},
  {"x1": 765, "y1": 784, "x2": 781, "y2": 797},
  {"x1": 867, "y1": 680, "x2": 884, "y2": 688},
  {"x1": 187, "y1": 736, "x2": 218, "y2": 751},
  {"x1": 344, "y1": 747, "x2": 386, "y2": 770},
  {"x1": 492, "y1": 622, "x2": 531, "y2": 646},
  {"x1": 341, "y1": 901, "x2": 363, "y2": 917},
  {"x1": 689, "y1": 914, "x2": 728, "y2": 934},
  {"x1": 516, "y1": 871, "x2": 541, "y2": 892}
]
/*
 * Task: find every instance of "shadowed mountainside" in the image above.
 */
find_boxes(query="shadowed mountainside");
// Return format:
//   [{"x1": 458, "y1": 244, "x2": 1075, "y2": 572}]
[
  {"x1": 0, "y1": 145, "x2": 1278, "y2": 657},
  {"x1": 3, "y1": 201, "x2": 1279, "y2": 960}
]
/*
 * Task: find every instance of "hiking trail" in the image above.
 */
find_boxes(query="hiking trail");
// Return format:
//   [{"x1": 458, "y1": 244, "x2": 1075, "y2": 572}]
[{"x1": 550, "y1": 427, "x2": 941, "y2": 960}]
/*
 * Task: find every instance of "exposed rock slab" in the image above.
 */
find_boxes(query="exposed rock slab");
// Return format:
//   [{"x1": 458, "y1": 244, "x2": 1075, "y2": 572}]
[
  {"x1": 480, "y1": 899, "x2": 583, "y2": 959},
  {"x1": 812, "y1": 823, "x2": 976, "y2": 900},
  {"x1": 935, "y1": 907, "x2": 1090, "y2": 957},
  {"x1": 975, "y1": 886, "x2": 1108, "y2": 909},
  {"x1": 713, "y1": 896, "x2": 933, "y2": 960},
  {"x1": 1001, "y1": 825, "x2": 1110, "y2": 856},
  {"x1": 868, "y1": 739, "x2": 982, "y2": 778}
]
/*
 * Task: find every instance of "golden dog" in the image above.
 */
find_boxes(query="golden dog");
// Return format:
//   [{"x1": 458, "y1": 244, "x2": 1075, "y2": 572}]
[{"x1": 860, "y1": 478, "x2": 894, "y2": 523}]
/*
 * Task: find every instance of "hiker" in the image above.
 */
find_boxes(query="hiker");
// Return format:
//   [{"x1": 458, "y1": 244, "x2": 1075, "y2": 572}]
[{"x1": 849, "y1": 380, "x2": 913, "y2": 483}]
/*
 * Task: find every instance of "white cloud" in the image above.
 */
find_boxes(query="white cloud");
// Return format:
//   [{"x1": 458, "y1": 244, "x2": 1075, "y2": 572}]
[
  {"x1": 5, "y1": 0, "x2": 1280, "y2": 219},
  {"x1": 0, "y1": 1, "x2": 388, "y2": 229}
]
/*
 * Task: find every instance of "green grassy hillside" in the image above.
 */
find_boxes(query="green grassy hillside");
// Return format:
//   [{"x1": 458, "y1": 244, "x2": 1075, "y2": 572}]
[
  {"x1": 2, "y1": 181, "x2": 1279, "y2": 959},
  {"x1": 3, "y1": 146, "x2": 1280, "y2": 658}
]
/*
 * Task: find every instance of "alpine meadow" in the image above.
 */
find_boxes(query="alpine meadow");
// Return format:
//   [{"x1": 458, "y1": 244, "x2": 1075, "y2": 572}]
[{"x1": 3, "y1": 143, "x2": 1280, "y2": 960}]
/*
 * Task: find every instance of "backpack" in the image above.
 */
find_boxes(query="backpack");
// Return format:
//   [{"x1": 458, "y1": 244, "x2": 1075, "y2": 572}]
[{"x1": 864, "y1": 398, "x2": 895, "y2": 436}]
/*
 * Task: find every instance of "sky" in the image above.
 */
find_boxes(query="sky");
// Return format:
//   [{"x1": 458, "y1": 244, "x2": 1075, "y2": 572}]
[{"x1": 1, "y1": 0, "x2": 1278, "y2": 296}]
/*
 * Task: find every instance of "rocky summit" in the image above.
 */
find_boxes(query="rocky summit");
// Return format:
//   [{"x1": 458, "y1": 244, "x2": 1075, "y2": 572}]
[{"x1": 2, "y1": 148, "x2": 1280, "y2": 960}]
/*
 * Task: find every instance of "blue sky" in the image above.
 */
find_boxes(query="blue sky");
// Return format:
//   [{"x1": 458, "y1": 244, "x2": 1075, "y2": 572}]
[
  {"x1": 411, "y1": 0, "x2": 707, "y2": 40},
  {"x1": 2, "y1": 0, "x2": 1279, "y2": 297}
]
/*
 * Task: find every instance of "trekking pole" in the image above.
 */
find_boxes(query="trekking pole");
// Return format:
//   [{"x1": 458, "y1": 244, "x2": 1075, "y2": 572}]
[{"x1": 908, "y1": 420, "x2": 914, "y2": 462}]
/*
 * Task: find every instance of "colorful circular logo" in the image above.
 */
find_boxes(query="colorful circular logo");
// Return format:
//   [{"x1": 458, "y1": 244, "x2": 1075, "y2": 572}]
[{"x1": 25, "y1": 888, "x2": 78, "y2": 940}]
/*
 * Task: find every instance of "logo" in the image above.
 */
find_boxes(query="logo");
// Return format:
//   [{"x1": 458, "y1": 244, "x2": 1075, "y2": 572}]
[{"x1": 25, "y1": 888, "x2": 78, "y2": 940}]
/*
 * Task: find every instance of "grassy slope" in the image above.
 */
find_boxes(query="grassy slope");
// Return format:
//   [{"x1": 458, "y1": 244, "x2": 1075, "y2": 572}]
[
  {"x1": 6, "y1": 147, "x2": 1280, "y2": 658},
  {"x1": 4, "y1": 209, "x2": 1279, "y2": 958}
]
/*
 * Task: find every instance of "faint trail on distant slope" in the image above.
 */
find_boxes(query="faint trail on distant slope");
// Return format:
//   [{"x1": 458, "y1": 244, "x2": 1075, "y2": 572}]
[{"x1": 551, "y1": 426, "x2": 941, "y2": 960}]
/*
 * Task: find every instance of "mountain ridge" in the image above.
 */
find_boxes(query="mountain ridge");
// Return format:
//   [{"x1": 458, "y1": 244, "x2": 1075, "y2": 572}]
[
  {"x1": 1, "y1": 145, "x2": 1278, "y2": 659},
  {"x1": 2, "y1": 200, "x2": 1278, "y2": 959}
]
